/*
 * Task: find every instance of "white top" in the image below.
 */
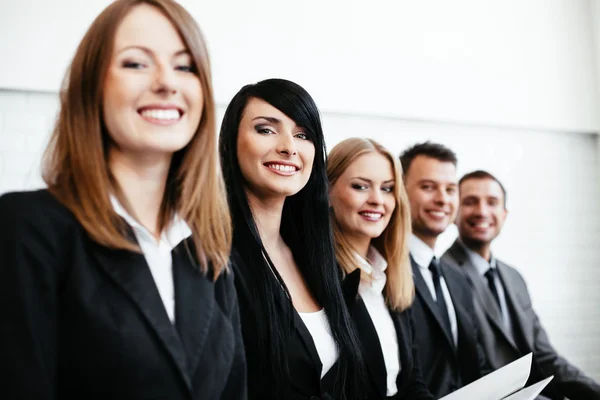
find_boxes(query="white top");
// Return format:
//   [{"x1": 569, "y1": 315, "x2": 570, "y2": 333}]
[
  {"x1": 298, "y1": 309, "x2": 339, "y2": 378},
  {"x1": 461, "y1": 242, "x2": 513, "y2": 333},
  {"x1": 111, "y1": 196, "x2": 192, "y2": 323},
  {"x1": 409, "y1": 234, "x2": 458, "y2": 346},
  {"x1": 356, "y1": 246, "x2": 401, "y2": 397}
]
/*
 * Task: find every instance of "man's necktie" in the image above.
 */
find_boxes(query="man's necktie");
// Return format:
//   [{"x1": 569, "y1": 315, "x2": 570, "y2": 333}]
[
  {"x1": 485, "y1": 267, "x2": 502, "y2": 310},
  {"x1": 429, "y1": 257, "x2": 452, "y2": 337}
]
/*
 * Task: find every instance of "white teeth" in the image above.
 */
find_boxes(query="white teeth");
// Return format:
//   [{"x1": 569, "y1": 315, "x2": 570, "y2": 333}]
[
  {"x1": 429, "y1": 211, "x2": 445, "y2": 217},
  {"x1": 141, "y1": 109, "x2": 180, "y2": 121},
  {"x1": 268, "y1": 164, "x2": 296, "y2": 172},
  {"x1": 360, "y1": 212, "x2": 382, "y2": 220},
  {"x1": 474, "y1": 222, "x2": 490, "y2": 228}
]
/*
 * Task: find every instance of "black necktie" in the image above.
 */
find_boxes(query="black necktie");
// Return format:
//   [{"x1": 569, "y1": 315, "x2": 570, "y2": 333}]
[
  {"x1": 428, "y1": 258, "x2": 452, "y2": 337},
  {"x1": 485, "y1": 267, "x2": 502, "y2": 310}
]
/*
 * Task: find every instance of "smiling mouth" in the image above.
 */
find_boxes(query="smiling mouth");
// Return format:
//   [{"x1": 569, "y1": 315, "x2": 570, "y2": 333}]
[
  {"x1": 138, "y1": 108, "x2": 184, "y2": 125},
  {"x1": 469, "y1": 221, "x2": 492, "y2": 229},
  {"x1": 264, "y1": 163, "x2": 300, "y2": 175},
  {"x1": 359, "y1": 211, "x2": 383, "y2": 221},
  {"x1": 427, "y1": 210, "x2": 447, "y2": 218}
]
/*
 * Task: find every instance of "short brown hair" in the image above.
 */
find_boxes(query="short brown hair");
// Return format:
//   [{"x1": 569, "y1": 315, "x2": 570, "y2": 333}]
[
  {"x1": 42, "y1": 0, "x2": 231, "y2": 277},
  {"x1": 459, "y1": 170, "x2": 507, "y2": 208},
  {"x1": 399, "y1": 141, "x2": 457, "y2": 177}
]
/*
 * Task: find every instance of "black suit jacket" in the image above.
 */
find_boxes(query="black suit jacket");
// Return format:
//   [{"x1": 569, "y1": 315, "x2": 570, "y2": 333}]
[
  {"x1": 409, "y1": 255, "x2": 488, "y2": 398},
  {"x1": 442, "y1": 240, "x2": 600, "y2": 400},
  {"x1": 0, "y1": 190, "x2": 247, "y2": 400},
  {"x1": 341, "y1": 269, "x2": 434, "y2": 400},
  {"x1": 230, "y1": 250, "x2": 339, "y2": 400}
]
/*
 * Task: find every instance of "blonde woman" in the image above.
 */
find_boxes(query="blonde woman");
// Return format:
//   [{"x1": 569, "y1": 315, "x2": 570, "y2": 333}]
[{"x1": 328, "y1": 138, "x2": 433, "y2": 400}]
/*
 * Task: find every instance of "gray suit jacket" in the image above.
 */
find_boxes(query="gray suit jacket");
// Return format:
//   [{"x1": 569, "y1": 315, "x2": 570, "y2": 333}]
[{"x1": 442, "y1": 239, "x2": 600, "y2": 400}]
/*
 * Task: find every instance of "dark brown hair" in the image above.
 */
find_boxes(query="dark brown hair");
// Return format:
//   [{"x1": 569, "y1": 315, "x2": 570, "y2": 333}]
[
  {"x1": 399, "y1": 141, "x2": 457, "y2": 177},
  {"x1": 459, "y1": 170, "x2": 507, "y2": 208}
]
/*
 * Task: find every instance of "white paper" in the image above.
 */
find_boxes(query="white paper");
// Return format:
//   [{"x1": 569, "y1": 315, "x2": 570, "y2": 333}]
[
  {"x1": 439, "y1": 353, "x2": 532, "y2": 400},
  {"x1": 502, "y1": 376, "x2": 554, "y2": 400}
]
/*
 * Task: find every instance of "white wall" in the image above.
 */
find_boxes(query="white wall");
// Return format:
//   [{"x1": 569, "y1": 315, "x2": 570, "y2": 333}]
[
  {"x1": 1, "y1": 89, "x2": 599, "y2": 379},
  {"x1": 1, "y1": 0, "x2": 599, "y2": 132}
]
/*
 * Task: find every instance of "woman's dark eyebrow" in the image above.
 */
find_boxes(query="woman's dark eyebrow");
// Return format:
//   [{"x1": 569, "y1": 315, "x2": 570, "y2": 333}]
[{"x1": 252, "y1": 116, "x2": 281, "y2": 124}]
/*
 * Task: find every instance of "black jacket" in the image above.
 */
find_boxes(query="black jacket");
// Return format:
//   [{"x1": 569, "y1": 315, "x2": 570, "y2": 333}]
[
  {"x1": 230, "y1": 249, "x2": 341, "y2": 400},
  {"x1": 0, "y1": 189, "x2": 247, "y2": 400},
  {"x1": 341, "y1": 269, "x2": 435, "y2": 400},
  {"x1": 409, "y1": 255, "x2": 489, "y2": 398}
]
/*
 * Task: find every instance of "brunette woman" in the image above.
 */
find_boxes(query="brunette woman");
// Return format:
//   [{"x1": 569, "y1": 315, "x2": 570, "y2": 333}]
[{"x1": 0, "y1": 1, "x2": 245, "y2": 398}]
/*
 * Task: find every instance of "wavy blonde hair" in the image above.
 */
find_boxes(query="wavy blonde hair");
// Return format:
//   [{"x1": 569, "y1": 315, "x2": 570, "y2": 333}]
[
  {"x1": 328, "y1": 138, "x2": 414, "y2": 311},
  {"x1": 42, "y1": 0, "x2": 231, "y2": 278}
]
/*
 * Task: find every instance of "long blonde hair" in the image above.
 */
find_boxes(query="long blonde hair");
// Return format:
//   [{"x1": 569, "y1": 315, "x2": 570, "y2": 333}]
[
  {"x1": 42, "y1": 0, "x2": 231, "y2": 278},
  {"x1": 328, "y1": 138, "x2": 414, "y2": 311}
]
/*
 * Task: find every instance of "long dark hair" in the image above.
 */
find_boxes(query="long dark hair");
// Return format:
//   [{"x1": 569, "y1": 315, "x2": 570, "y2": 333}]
[{"x1": 219, "y1": 78, "x2": 366, "y2": 399}]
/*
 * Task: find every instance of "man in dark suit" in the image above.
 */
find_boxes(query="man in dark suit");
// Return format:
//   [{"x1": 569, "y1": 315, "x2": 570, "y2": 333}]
[
  {"x1": 400, "y1": 142, "x2": 488, "y2": 398},
  {"x1": 442, "y1": 170, "x2": 600, "y2": 400}
]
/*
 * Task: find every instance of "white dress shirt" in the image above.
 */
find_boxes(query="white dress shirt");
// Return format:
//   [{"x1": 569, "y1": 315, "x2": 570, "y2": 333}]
[
  {"x1": 461, "y1": 243, "x2": 513, "y2": 333},
  {"x1": 111, "y1": 196, "x2": 192, "y2": 323},
  {"x1": 409, "y1": 234, "x2": 458, "y2": 346},
  {"x1": 356, "y1": 246, "x2": 401, "y2": 396},
  {"x1": 298, "y1": 309, "x2": 339, "y2": 378}
]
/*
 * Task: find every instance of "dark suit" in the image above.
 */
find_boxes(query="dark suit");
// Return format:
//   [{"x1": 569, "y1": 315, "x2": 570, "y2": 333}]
[
  {"x1": 230, "y1": 250, "x2": 339, "y2": 400},
  {"x1": 341, "y1": 269, "x2": 434, "y2": 400},
  {"x1": 0, "y1": 190, "x2": 247, "y2": 400},
  {"x1": 442, "y1": 239, "x2": 600, "y2": 400},
  {"x1": 409, "y1": 255, "x2": 488, "y2": 398}
]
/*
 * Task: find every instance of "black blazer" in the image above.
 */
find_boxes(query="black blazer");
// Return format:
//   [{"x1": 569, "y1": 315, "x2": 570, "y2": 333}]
[
  {"x1": 409, "y1": 255, "x2": 488, "y2": 398},
  {"x1": 230, "y1": 249, "x2": 339, "y2": 400},
  {"x1": 0, "y1": 190, "x2": 247, "y2": 400},
  {"x1": 341, "y1": 269, "x2": 434, "y2": 400}
]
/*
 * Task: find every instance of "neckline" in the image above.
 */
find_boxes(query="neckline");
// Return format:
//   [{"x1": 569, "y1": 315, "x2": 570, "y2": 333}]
[{"x1": 298, "y1": 308, "x2": 325, "y2": 316}]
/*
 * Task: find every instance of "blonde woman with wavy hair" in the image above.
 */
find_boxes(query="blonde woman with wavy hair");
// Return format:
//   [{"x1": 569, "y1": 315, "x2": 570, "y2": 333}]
[
  {"x1": 328, "y1": 138, "x2": 433, "y2": 400},
  {"x1": 0, "y1": 1, "x2": 245, "y2": 398}
]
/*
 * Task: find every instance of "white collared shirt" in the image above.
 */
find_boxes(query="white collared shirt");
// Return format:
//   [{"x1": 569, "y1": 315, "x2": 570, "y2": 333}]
[
  {"x1": 111, "y1": 196, "x2": 192, "y2": 323},
  {"x1": 461, "y1": 243, "x2": 513, "y2": 333},
  {"x1": 409, "y1": 234, "x2": 458, "y2": 346},
  {"x1": 356, "y1": 246, "x2": 401, "y2": 396}
]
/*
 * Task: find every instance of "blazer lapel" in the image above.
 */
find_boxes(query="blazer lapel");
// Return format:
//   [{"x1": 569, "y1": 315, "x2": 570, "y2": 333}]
[
  {"x1": 341, "y1": 270, "x2": 387, "y2": 398},
  {"x1": 410, "y1": 257, "x2": 455, "y2": 349},
  {"x1": 496, "y1": 262, "x2": 534, "y2": 350},
  {"x1": 172, "y1": 241, "x2": 215, "y2": 380},
  {"x1": 446, "y1": 241, "x2": 518, "y2": 350},
  {"x1": 90, "y1": 240, "x2": 192, "y2": 391}
]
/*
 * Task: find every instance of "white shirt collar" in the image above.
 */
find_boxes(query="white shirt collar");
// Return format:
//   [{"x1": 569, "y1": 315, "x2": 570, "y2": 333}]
[
  {"x1": 110, "y1": 195, "x2": 192, "y2": 249},
  {"x1": 409, "y1": 234, "x2": 436, "y2": 269},
  {"x1": 355, "y1": 246, "x2": 387, "y2": 275},
  {"x1": 355, "y1": 246, "x2": 388, "y2": 293},
  {"x1": 458, "y1": 240, "x2": 496, "y2": 277}
]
